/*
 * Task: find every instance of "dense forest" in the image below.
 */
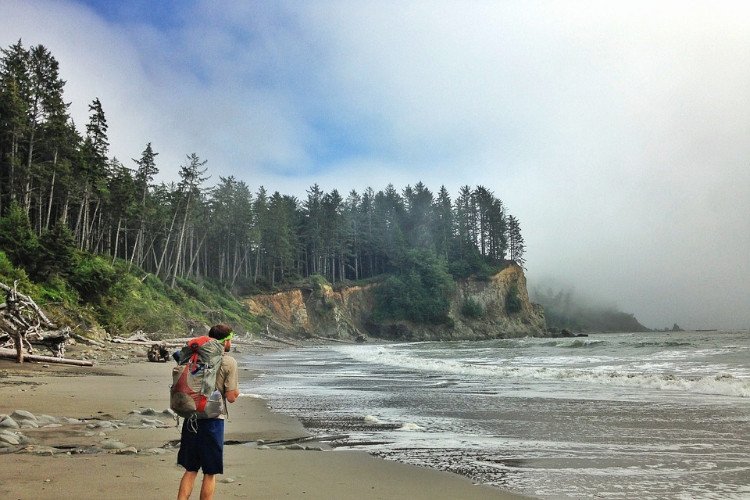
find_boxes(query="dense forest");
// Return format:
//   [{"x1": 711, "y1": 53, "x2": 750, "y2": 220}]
[
  {"x1": 0, "y1": 41, "x2": 526, "y2": 329},
  {"x1": 532, "y1": 286, "x2": 650, "y2": 333}
]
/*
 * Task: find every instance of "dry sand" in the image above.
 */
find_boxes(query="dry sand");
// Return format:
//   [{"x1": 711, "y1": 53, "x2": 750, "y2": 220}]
[{"x1": 0, "y1": 343, "x2": 533, "y2": 499}]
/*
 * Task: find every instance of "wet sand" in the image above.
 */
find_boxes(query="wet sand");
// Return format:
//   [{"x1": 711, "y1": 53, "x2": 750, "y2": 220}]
[{"x1": 0, "y1": 343, "x2": 533, "y2": 499}]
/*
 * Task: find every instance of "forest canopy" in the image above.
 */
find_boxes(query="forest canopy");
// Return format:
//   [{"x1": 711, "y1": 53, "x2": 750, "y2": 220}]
[{"x1": 0, "y1": 40, "x2": 526, "y2": 317}]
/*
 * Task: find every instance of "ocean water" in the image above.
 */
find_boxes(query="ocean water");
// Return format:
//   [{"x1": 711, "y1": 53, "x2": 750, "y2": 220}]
[{"x1": 240, "y1": 331, "x2": 750, "y2": 499}]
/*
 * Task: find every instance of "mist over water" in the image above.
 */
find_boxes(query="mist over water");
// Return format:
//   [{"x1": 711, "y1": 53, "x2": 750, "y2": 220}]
[{"x1": 243, "y1": 331, "x2": 750, "y2": 499}]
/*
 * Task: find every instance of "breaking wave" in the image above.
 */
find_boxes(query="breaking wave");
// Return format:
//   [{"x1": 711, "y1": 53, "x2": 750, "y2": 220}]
[{"x1": 333, "y1": 344, "x2": 750, "y2": 398}]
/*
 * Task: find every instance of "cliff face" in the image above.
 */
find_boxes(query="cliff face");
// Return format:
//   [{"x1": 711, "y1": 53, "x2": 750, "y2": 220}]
[{"x1": 243, "y1": 264, "x2": 546, "y2": 341}]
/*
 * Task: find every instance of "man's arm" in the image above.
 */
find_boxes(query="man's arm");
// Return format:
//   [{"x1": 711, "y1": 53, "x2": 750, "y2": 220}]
[{"x1": 220, "y1": 355, "x2": 240, "y2": 403}]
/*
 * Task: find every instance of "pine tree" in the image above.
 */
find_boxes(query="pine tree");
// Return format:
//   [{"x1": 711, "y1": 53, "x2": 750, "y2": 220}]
[
  {"x1": 506, "y1": 214, "x2": 525, "y2": 268},
  {"x1": 23, "y1": 45, "x2": 67, "y2": 217},
  {"x1": 131, "y1": 143, "x2": 159, "y2": 268},
  {"x1": 301, "y1": 184, "x2": 324, "y2": 276},
  {"x1": 75, "y1": 98, "x2": 109, "y2": 251},
  {"x1": 170, "y1": 153, "x2": 208, "y2": 286},
  {"x1": 434, "y1": 186, "x2": 454, "y2": 260},
  {"x1": 0, "y1": 40, "x2": 31, "y2": 212}
]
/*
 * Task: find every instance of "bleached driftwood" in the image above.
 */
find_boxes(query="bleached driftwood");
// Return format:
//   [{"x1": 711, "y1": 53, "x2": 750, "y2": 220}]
[
  {"x1": 69, "y1": 331, "x2": 106, "y2": 348},
  {"x1": 0, "y1": 281, "x2": 79, "y2": 364},
  {"x1": 27, "y1": 328, "x2": 71, "y2": 357},
  {"x1": 258, "y1": 324, "x2": 299, "y2": 346},
  {"x1": 0, "y1": 348, "x2": 93, "y2": 366},
  {"x1": 109, "y1": 337, "x2": 184, "y2": 348},
  {"x1": 0, "y1": 281, "x2": 56, "y2": 363}
]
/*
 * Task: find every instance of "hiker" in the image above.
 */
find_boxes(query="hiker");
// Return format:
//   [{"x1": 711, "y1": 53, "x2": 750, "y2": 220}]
[{"x1": 176, "y1": 323, "x2": 239, "y2": 500}]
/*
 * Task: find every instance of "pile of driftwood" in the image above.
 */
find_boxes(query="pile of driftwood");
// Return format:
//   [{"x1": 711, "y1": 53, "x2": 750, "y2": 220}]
[
  {"x1": 109, "y1": 331, "x2": 183, "y2": 362},
  {"x1": 0, "y1": 281, "x2": 92, "y2": 366}
]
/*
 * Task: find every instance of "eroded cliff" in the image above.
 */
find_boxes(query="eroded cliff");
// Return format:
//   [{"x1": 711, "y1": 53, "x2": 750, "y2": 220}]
[{"x1": 244, "y1": 264, "x2": 546, "y2": 341}]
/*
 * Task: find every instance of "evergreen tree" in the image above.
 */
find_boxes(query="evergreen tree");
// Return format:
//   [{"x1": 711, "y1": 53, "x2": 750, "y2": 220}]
[
  {"x1": 0, "y1": 40, "x2": 31, "y2": 212},
  {"x1": 454, "y1": 185, "x2": 475, "y2": 262},
  {"x1": 23, "y1": 44, "x2": 67, "y2": 216},
  {"x1": 131, "y1": 143, "x2": 159, "y2": 268},
  {"x1": 252, "y1": 186, "x2": 268, "y2": 285},
  {"x1": 434, "y1": 185, "x2": 454, "y2": 261},
  {"x1": 301, "y1": 184, "x2": 324, "y2": 276},
  {"x1": 0, "y1": 201, "x2": 37, "y2": 269},
  {"x1": 107, "y1": 159, "x2": 137, "y2": 262},
  {"x1": 75, "y1": 98, "x2": 110, "y2": 251},
  {"x1": 320, "y1": 189, "x2": 343, "y2": 282},
  {"x1": 344, "y1": 189, "x2": 362, "y2": 280},
  {"x1": 265, "y1": 192, "x2": 299, "y2": 286},
  {"x1": 170, "y1": 153, "x2": 208, "y2": 286},
  {"x1": 0, "y1": 41, "x2": 535, "y2": 311},
  {"x1": 358, "y1": 187, "x2": 376, "y2": 277},
  {"x1": 403, "y1": 181, "x2": 434, "y2": 251},
  {"x1": 506, "y1": 214, "x2": 526, "y2": 268}
]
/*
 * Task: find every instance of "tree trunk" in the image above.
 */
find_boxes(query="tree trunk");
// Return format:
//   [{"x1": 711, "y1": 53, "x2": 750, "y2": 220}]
[
  {"x1": 44, "y1": 149, "x2": 58, "y2": 230},
  {"x1": 170, "y1": 194, "x2": 191, "y2": 287},
  {"x1": 111, "y1": 217, "x2": 122, "y2": 265},
  {"x1": 0, "y1": 348, "x2": 93, "y2": 366}
]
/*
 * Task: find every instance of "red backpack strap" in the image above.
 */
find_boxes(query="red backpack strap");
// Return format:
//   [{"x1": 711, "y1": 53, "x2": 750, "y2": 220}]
[{"x1": 187, "y1": 336, "x2": 212, "y2": 371}]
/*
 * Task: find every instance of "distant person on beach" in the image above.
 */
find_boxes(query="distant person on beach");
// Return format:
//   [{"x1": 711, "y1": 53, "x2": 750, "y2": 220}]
[{"x1": 177, "y1": 323, "x2": 240, "y2": 500}]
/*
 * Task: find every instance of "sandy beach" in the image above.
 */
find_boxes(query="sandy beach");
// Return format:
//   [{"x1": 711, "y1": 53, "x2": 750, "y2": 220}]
[{"x1": 0, "y1": 342, "x2": 532, "y2": 499}]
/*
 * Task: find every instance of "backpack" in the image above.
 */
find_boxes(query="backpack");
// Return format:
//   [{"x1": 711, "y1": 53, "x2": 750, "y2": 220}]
[{"x1": 170, "y1": 336, "x2": 225, "y2": 420}]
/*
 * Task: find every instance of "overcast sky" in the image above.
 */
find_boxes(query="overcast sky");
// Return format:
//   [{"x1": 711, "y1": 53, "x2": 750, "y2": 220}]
[{"x1": 3, "y1": 0, "x2": 749, "y2": 330}]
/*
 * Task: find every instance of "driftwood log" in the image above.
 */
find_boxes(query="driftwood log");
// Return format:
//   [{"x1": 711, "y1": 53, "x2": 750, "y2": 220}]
[
  {"x1": 0, "y1": 281, "x2": 85, "y2": 366},
  {"x1": 0, "y1": 348, "x2": 93, "y2": 366},
  {"x1": 27, "y1": 328, "x2": 71, "y2": 357},
  {"x1": 259, "y1": 324, "x2": 299, "y2": 346},
  {"x1": 147, "y1": 342, "x2": 171, "y2": 362}
]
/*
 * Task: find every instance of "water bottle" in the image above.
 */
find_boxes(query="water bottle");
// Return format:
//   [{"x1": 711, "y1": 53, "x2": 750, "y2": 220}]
[{"x1": 205, "y1": 390, "x2": 224, "y2": 418}]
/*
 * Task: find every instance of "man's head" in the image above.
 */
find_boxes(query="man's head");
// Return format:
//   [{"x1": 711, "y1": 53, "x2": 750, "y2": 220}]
[{"x1": 208, "y1": 323, "x2": 233, "y2": 352}]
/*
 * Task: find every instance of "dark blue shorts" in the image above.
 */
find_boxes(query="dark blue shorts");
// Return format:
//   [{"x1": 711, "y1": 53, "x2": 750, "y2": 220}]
[{"x1": 177, "y1": 418, "x2": 224, "y2": 475}]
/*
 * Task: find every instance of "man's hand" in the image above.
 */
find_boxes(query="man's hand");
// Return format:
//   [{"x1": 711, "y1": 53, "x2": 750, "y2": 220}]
[{"x1": 225, "y1": 389, "x2": 239, "y2": 403}]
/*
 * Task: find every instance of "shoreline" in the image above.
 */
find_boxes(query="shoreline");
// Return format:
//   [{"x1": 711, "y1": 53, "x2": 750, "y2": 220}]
[{"x1": 0, "y1": 340, "x2": 533, "y2": 499}]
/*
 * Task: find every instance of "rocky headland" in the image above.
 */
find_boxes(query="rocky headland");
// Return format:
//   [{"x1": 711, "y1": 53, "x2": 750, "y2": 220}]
[{"x1": 244, "y1": 264, "x2": 546, "y2": 341}]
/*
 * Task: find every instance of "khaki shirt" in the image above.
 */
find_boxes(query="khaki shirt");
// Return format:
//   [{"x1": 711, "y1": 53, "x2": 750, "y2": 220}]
[{"x1": 215, "y1": 354, "x2": 238, "y2": 417}]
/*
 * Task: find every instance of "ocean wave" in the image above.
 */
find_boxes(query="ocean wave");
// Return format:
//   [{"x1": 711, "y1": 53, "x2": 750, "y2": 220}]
[
  {"x1": 633, "y1": 340, "x2": 695, "y2": 348},
  {"x1": 334, "y1": 345, "x2": 750, "y2": 398},
  {"x1": 398, "y1": 422, "x2": 424, "y2": 431},
  {"x1": 553, "y1": 339, "x2": 606, "y2": 348}
]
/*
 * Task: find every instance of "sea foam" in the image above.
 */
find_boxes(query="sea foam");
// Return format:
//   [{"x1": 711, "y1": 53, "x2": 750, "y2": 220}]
[{"x1": 333, "y1": 344, "x2": 750, "y2": 398}]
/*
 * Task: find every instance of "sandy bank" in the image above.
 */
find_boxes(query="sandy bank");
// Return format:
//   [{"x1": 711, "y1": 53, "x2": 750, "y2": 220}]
[{"x1": 0, "y1": 343, "x2": 533, "y2": 499}]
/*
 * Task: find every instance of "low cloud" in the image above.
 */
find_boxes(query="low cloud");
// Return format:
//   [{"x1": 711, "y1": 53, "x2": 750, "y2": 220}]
[{"x1": 3, "y1": 0, "x2": 749, "y2": 329}]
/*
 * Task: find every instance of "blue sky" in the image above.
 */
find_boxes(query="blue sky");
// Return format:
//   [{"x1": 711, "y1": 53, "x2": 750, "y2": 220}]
[{"x1": 3, "y1": 1, "x2": 750, "y2": 330}]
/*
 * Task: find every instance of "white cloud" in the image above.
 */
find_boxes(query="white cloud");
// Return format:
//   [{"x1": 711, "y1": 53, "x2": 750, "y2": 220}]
[{"x1": 3, "y1": 0, "x2": 749, "y2": 329}]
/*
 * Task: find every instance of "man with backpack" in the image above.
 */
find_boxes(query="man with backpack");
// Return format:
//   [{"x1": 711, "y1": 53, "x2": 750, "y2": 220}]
[{"x1": 176, "y1": 323, "x2": 239, "y2": 500}]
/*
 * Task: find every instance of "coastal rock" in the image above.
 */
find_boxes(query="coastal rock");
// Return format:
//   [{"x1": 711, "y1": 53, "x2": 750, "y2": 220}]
[
  {"x1": 10, "y1": 410, "x2": 37, "y2": 422},
  {"x1": 16, "y1": 433, "x2": 37, "y2": 445},
  {"x1": 244, "y1": 263, "x2": 546, "y2": 341},
  {"x1": 100, "y1": 439, "x2": 128, "y2": 450},
  {"x1": 37, "y1": 414, "x2": 58, "y2": 425},
  {"x1": 0, "y1": 415, "x2": 19, "y2": 429},
  {"x1": 88, "y1": 420, "x2": 120, "y2": 429},
  {"x1": 144, "y1": 447, "x2": 170, "y2": 455},
  {"x1": 10, "y1": 410, "x2": 40, "y2": 428},
  {"x1": 0, "y1": 432, "x2": 19, "y2": 445},
  {"x1": 17, "y1": 445, "x2": 62, "y2": 455}
]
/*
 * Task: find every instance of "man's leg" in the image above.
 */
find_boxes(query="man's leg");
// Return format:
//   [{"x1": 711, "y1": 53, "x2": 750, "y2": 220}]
[
  {"x1": 200, "y1": 473, "x2": 216, "y2": 500},
  {"x1": 177, "y1": 470, "x2": 198, "y2": 500}
]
